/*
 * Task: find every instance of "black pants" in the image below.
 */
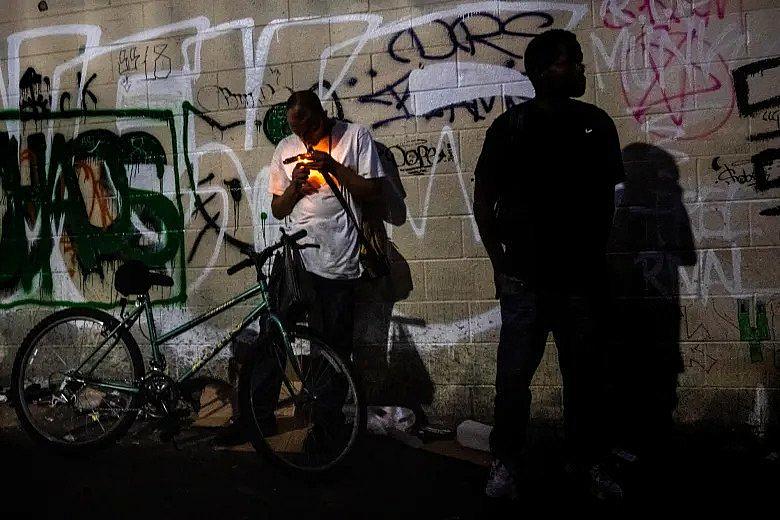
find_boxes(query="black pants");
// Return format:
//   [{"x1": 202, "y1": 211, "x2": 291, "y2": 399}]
[
  {"x1": 307, "y1": 273, "x2": 358, "y2": 358},
  {"x1": 489, "y1": 274, "x2": 608, "y2": 467},
  {"x1": 249, "y1": 273, "x2": 357, "y2": 430}
]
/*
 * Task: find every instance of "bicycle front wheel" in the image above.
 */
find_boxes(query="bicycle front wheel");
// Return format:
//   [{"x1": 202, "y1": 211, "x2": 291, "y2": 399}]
[
  {"x1": 239, "y1": 325, "x2": 364, "y2": 474},
  {"x1": 11, "y1": 307, "x2": 145, "y2": 452}
]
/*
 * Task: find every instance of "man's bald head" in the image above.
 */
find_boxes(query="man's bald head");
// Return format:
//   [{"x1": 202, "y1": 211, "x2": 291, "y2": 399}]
[
  {"x1": 286, "y1": 90, "x2": 325, "y2": 114},
  {"x1": 286, "y1": 90, "x2": 329, "y2": 147}
]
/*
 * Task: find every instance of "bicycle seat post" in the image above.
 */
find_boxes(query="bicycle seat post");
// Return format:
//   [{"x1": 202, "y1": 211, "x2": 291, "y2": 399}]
[{"x1": 140, "y1": 294, "x2": 165, "y2": 372}]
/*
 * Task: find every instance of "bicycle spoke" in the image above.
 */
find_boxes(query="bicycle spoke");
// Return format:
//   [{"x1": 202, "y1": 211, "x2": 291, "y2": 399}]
[
  {"x1": 246, "y1": 329, "x2": 361, "y2": 472},
  {"x1": 16, "y1": 311, "x2": 141, "y2": 448}
]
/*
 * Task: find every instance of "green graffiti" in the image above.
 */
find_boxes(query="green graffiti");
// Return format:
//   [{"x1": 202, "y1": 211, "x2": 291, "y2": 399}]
[
  {"x1": 0, "y1": 109, "x2": 186, "y2": 309},
  {"x1": 262, "y1": 102, "x2": 292, "y2": 145},
  {"x1": 738, "y1": 300, "x2": 770, "y2": 363}
]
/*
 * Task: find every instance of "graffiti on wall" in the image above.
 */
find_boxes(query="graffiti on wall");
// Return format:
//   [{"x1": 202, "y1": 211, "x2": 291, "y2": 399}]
[
  {"x1": 0, "y1": 109, "x2": 185, "y2": 308},
  {"x1": 0, "y1": 0, "x2": 774, "y2": 339},
  {"x1": 732, "y1": 57, "x2": 780, "y2": 216},
  {"x1": 592, "y1": 0, "x2": 743, "y2": 150}
]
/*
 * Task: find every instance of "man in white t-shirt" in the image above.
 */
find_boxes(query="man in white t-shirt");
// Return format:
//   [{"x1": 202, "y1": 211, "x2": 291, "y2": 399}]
[{"x1": 269, "y1": 90, "x2": 385, "y2": 357}]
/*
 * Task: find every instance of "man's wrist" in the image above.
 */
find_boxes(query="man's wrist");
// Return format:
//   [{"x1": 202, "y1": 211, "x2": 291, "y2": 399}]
[{"x1": 332, "y1": 163, "x2": 350, "y2": 180}]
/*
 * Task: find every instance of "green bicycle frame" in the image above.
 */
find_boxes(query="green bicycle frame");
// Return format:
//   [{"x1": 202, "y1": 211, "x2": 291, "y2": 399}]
[{"x1": 68, "y1": 277, "x2": 304, "y2": 398}]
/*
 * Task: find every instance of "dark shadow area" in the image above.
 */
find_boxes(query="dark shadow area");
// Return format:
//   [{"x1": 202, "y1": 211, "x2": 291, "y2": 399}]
[
  {"x1": 1, "y1": 416, "x2": 776, "y2": 516},
  {"x1": 607, "y1": 143, "x2": 697, "y2": 456},
  {"x1": 353, "y1": 142, "x2": 435, "y2": 424}
]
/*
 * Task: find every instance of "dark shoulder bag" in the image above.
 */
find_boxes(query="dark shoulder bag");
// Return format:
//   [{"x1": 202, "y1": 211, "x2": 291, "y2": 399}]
[{"x1": 268, "y1": 233, "x2": 316, "y2": 323}]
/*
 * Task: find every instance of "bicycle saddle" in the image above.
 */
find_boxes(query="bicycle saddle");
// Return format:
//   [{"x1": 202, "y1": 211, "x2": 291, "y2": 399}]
[{"x1": 114, "y1": 260, "x2": 174, "y2": 296}]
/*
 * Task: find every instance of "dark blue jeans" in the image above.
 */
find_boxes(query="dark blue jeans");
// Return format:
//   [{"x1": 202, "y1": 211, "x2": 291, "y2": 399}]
[{"x1": 489, "y1": 273, "x2": 608, "y2": 467}]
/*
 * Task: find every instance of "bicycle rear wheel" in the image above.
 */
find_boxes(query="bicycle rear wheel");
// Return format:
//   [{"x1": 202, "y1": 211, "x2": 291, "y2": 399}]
[
  {"x1": 239, "y1": 325, "x2": 364, "y2": 474},
  {"x1": 11, "y1": 307, "x2": 144, "y2": 452}
]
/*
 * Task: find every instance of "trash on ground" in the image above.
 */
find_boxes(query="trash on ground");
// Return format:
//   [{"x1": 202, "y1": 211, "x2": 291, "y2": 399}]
[
  {"x1": 366, "y1": 406, "x2": 422, "y2": 448},
  {"x1": 456, "y1": 420, "x2": 492, "y2": 452},
  {"x1": 367, "y1": 406, "x2": 416, "y2": 435}
]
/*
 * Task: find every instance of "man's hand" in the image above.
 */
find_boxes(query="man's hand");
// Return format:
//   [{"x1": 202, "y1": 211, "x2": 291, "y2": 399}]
[
  {"x1": 292, "y1": 163, "x2": 318, "y2": 196},
  {"x1": 302, "y1": 150, "x2": 341, "y2": 176}
]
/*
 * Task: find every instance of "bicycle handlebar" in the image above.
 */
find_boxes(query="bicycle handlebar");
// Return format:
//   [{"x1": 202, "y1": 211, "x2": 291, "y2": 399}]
[{"x1": 226, "y1": 229, "x2": 309, "y2": 276}]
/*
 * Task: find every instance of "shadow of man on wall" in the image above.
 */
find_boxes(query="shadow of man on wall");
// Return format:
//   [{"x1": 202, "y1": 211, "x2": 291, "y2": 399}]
[
  {"x1": 352, "y1": 142, "x2": 435, "y2": 425},
  {"x1": 607, "y1": 143, "x2": 697, "y2": 457}
]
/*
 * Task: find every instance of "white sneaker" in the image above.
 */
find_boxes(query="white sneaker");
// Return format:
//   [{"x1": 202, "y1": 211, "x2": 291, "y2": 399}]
[
  {"x1": 485, "y1": 460, "x2": 517, "y2": 499},
  {"x1": 589, "y1": 463, "x2": 624, "y2": 501}
]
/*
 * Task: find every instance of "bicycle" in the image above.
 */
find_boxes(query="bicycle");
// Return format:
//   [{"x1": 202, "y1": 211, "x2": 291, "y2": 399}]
[{"x1": 10, "y1": 230, "x2": 365, "y2": 474}]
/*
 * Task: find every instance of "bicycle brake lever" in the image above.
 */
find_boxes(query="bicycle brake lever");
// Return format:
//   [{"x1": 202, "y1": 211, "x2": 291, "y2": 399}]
[{"x1": 296, "y1": 242, "x2": 320, "y2": 250}]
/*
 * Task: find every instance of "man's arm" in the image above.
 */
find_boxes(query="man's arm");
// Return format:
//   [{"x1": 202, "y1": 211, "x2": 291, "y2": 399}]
[
  {"x1": 331, "y1": 164, "x2": 382, "y2": 202},
  {"x1": 473, "y1": 123, "x2": 506, "y2": 277},
  {"x1": 271, "y1": 163, "x2": 313, "y2": 219}
]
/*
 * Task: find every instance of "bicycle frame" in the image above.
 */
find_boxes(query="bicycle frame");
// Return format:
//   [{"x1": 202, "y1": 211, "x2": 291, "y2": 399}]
[{"x1": 68, "y1": 278, "x2": 303, "y2": 397}]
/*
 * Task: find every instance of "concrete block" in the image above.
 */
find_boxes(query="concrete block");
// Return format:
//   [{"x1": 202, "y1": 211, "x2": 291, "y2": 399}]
[
  {"x1": 650, "y1": 109, "x2": 750, "y2": 157},
  {"x1": 469, "y1": 301, "x2": 500, "y2": 344},
  {"x1": 391, "y1": 216, "x2": 463, "y2": 260},
  {"x1": 456, "y1": 128, "x2": 486, "y2": 174},
  {"x1": 267, "y1": 24, "x2": 332, "y2": 67},
  {"x1": 675, "y1": 387, "x2": 759, "y2": 425},
  {"x1": 337, "y1": 94, "x2": 418, "y2": 138},
  {"x1": 291, "y1": 55, "x2": 371, "y2": 99},
  {"x1": 425, "y1": 258, "x2": 494, "y2": 301},
  {"x1": 417, "y1": 172, "x2": 474, "y2": 217},
  {"x1": 420, "y1": 343, "x2": 473, "y2": 385},
  {"x1": 289, "y1": 0, "x2": 369, "y2": 18},
  {"x1": 212, "y1": 0, "x2": 287, "y2": 26},
  {"x1": 688, "y1": 201, "x2": 752, "y2": 248},
  {"x1": 329, "y1": 7, "x2": 414, "y2": 58},
  {"x1": 140, "y1": 1, "x2": 212, "y2": 28},
  {"x1": 420, "y1": 383, "x2": 471, "y2": 426},
  {"x1": 472, "y1": 383, "x2": 563, "y2": 424},
  {"x1": 704, "y1": 342, "x2": 775, "y2": 388},
  {"x1": 393, "y1": 301, "x2": 470, "y2": 344},
  {"x1": 747, "y1": 9, "x2": 780, "y2": 57},
  {"x1": 735, "y1": 247, "x2": 780, "y2": 296},
  {"x1": 750, "y1": 201, "x2": 780, "y2": 246},
  {"x1": 0, "y1": 0, "x2": 110, "y2": 23},
  {"x1": 462, "y1": 218, "x2": 487, "y2": 259},
  {"x1": 470, "y1": 343, "x2": 497, "y2": 385}
]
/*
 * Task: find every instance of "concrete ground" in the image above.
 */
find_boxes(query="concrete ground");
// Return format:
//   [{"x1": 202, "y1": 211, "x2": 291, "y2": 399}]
[{"x1": 1, "y1": 397, "x2": 777, "y2": 518}]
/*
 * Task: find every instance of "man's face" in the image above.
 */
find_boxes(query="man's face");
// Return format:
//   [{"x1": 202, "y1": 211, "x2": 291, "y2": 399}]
[
  {"x1": 543, "y1": 42, "x2": 586, "y2": 98},
  {"x1": 287, "y1": 105, "x2": 327, "y2": 148}
]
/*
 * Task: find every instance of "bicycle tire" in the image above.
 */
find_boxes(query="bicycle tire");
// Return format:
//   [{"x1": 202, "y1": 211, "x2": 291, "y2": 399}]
[
  {"x1": 11, "y1": 307, "x2": 145, "y2": 453},
  {"x1": 238, "y1": 325, "x2": 365, "y2": 475}
]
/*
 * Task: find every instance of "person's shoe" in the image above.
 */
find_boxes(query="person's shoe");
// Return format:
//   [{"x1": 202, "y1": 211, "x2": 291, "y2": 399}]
[
  {"x1": 589, "y1": 463, "x2": 624, "y2": 501},
  {"x1": 485, "y1": 459, "x2": 517, "y2": 499}
]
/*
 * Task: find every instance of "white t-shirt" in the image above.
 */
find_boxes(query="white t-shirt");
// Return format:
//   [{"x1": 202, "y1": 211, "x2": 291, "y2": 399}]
[{"x1": 268, "y1": 120, "x2": 385, "y2": 280}]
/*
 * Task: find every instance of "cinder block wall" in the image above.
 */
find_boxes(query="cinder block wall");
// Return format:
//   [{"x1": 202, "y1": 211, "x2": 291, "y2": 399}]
[{"x1": 0, "y1": 0, "x2": 777, "y2": 430}]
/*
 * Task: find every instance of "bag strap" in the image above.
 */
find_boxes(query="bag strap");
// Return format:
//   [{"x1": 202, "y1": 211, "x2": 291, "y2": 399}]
[
  {"x1": 318, "y1": 131, "x2": 375, "y2": 253},
  {"x1": 321, "y1": 168, "x2": 374, "y2": 253}
]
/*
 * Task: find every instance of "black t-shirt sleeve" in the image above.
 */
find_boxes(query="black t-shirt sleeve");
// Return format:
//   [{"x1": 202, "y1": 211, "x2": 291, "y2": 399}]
[
  {"x1": 474, "y1": 117, "x2": 508, "y2": 185},
  {"x1": 601, "y1": 111, "x2": 625, "y2": 185},
  {"x1": 473, "y1": 115, "x2": 510, "y2": 273}
]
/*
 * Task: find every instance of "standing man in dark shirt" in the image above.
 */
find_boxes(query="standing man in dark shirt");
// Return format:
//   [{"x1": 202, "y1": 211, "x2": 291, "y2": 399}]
[{"x1": 473, "y1": 29, "x2": 624, "y2": 499}]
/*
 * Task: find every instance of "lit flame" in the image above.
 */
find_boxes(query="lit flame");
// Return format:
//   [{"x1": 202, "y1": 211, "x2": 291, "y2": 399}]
[{"x1": 298, "y1": 158, "x2": 327, "y2": 189}]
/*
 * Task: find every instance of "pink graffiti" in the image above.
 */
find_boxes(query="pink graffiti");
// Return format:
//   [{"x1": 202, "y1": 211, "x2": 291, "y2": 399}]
[
  {"x1": 601, "y1": 0, "x2": 737, "y2": 140},
  {"x1": 620, "y1": 30, "x2": 735, "y2": 140},
  {"x1": 601, "y1": 0, "x2": 729, "y2": 29}
]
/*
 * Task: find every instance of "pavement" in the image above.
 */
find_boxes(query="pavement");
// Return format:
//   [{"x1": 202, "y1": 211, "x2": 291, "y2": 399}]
[{"x1": 1, "y1": 394, "x2": 778, "y2": 518}]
